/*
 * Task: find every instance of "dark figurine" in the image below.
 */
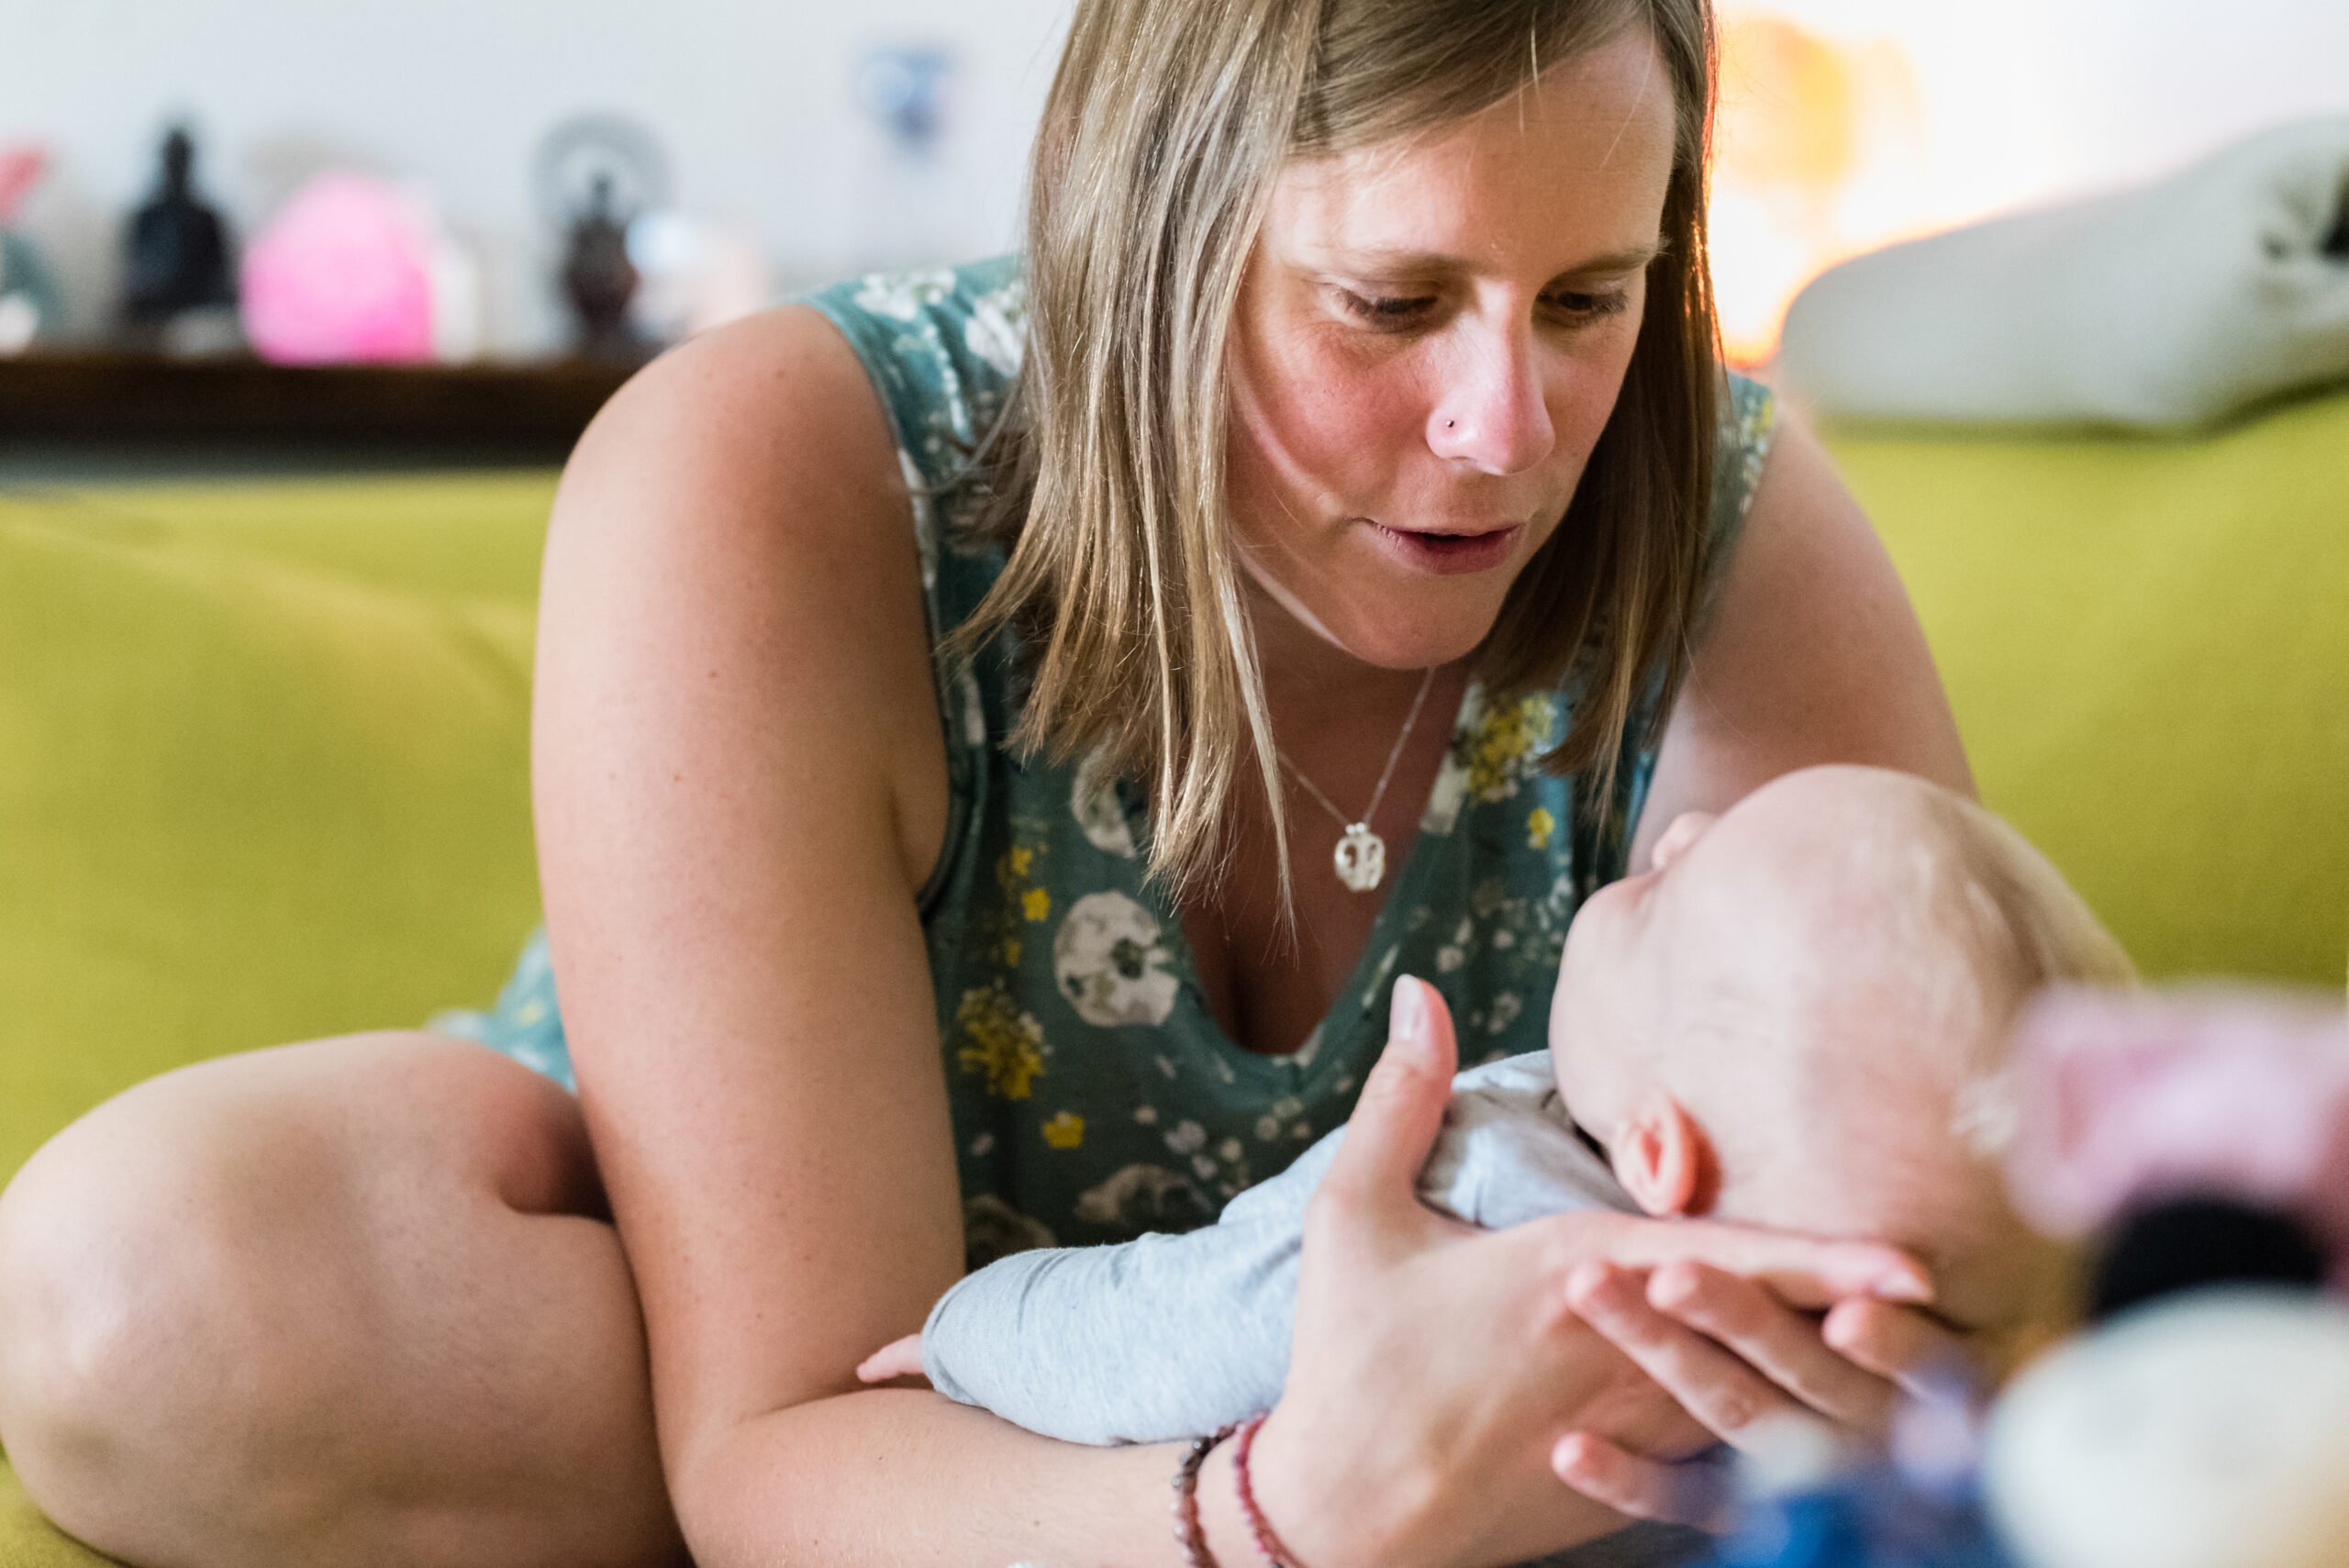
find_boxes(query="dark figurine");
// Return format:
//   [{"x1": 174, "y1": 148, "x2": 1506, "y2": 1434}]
[
  {"x1": 562, "y1": 172, "x2": 642, "y2": 361},
  {"x1": 121, "y1": 127, "x2": 236, "y2": 335}
]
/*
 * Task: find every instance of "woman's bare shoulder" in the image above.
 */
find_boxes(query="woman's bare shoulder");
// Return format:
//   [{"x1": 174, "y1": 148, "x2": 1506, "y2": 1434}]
[
  {"x1": 557, "y1": 303, "x2": 910, "y2": 568},
  {"x1": 538, "y1": 300, "x2": 949, "y2": 898}
]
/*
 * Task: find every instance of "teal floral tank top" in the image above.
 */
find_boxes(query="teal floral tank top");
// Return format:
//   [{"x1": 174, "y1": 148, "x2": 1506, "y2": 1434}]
[{"x1": 440, "y1": 256, "x2": 1779, "y2": 1269}]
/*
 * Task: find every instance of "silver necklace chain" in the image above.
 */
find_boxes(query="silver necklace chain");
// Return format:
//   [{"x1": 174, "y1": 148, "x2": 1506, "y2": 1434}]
[{"x1": 1275, "y1": 666, "x2": 1438, "y2": 893}]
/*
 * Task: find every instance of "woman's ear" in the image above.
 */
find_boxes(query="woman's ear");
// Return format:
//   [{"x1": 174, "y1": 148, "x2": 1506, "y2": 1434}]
[{"x1": 1609, "y1": 1092, "x2": 1713, "y2": 1217}]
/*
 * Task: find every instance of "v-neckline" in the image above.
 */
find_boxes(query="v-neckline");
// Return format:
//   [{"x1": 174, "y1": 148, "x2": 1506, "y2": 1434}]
[{"x1": 1132, "y1": 678, "x2": 1487, "y2": 1084}]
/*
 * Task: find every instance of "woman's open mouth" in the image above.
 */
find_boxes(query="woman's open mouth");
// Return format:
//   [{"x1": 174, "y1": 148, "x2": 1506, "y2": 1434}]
[{"x1": 1366, "y1": 521, "x2": 1521, "y2": 576}]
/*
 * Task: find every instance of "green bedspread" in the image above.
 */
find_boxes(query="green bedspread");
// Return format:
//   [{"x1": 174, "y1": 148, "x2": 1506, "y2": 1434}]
[{"x1": 1, "y1": 385, "x2": 2345, "y2": 1562}]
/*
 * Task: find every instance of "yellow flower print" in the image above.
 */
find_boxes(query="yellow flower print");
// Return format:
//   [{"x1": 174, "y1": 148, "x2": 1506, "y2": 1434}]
[
  {"x1": 1463, "y1": 695, "x2": 1557, "y2": 802},
  {"x1": 1526, "y1": 806, "x2": 1557, "y2": 850},
  {"x1": 984, "y1": 839, "x2": 1048, "y2": 966},
  {"x1": 956, "y1": 985, "x2": 1047, "y2": 1100},
  {"x1": 1041, "y1": 1111, "x2": 1085, "y2": 1149}
]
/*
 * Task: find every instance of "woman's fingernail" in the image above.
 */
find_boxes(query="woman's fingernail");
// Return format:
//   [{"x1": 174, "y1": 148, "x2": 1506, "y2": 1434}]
[
  {"x1": 1876, "y1": 1263, "x2": 1932, "y2": 1303},
  {"x1": 1389, "y1": 975, "x2": 1427, "y2": 1044},
  {"x1": 1646, "y1": 1262, "x2": 1698, "y2": 1309}
]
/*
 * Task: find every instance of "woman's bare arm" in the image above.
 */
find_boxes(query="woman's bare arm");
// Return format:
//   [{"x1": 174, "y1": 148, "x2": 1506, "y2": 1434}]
[
  {"x1": 531, "y1": 307, "x2": 1198, "y2": 1564},
  {"x1": 1630, "y1": 411, "x2": 1973, "y2": 872}
]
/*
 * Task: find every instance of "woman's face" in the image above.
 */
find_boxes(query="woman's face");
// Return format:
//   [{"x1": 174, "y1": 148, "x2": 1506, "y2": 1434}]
[{"x1": 1226, "y1": 28, "x2": 1678, "y2": 670}]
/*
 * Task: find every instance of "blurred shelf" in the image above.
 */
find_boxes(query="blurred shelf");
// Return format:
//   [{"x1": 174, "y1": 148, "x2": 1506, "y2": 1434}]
[{"x1": 0, "y1": 352, "x2": 636, "y2": 457}]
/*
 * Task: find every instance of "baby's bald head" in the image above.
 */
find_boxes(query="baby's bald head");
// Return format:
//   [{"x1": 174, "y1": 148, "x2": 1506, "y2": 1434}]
[{"x1": 1553, "y1": 766, "x2": 2133, "y2": 1367}]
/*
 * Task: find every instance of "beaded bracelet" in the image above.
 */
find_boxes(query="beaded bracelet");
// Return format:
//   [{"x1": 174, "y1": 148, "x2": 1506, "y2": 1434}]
[
  {"x1": 1173, "y1": 1423, "x2": 1241, "y2": 1568},
  {"x1": 1231, "y1": 1415, "x2": 1308, "y2": 1568}
]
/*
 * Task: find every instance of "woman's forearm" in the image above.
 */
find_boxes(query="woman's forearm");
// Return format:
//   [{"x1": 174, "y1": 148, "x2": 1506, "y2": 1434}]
[
  {"x1": 683, "y1": 1383, "x2": 1649, "y2": 1568},
  {"x1": 677, "y1": 1386, "x2": 1198, "y2": 1568}
]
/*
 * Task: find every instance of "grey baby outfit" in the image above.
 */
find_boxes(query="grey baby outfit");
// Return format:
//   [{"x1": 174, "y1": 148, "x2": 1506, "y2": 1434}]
[{"x1": 918, "y1": 1050, "x2": 1638, "y2": 1444}]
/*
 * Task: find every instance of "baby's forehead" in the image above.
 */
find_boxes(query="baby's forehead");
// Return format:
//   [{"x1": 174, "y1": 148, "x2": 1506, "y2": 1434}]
[
  {"x1": 1703, "y1": 788, "x2": 1989, "y2": 962},
  {"x1": 1711, "y1": 771, "x2": 1954, "y2": 877}
]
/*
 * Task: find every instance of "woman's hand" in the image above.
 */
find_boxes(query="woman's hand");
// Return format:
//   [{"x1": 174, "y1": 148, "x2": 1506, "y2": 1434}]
[
  {"x1": 1231, "y1": 978, "x2": 1934, "y2": 1568},
  {"x1": 1553, "y1": 1261, "x2": 1969, "y2": 1530}
]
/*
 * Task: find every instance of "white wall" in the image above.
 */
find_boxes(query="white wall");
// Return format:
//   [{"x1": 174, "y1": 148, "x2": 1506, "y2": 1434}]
[
  {"x1": 0, "y1": 0, "x2": 1074, "y2": 354},
  {"x1": 2, "y1": 0, "x2": 2343, "y2": 358}
]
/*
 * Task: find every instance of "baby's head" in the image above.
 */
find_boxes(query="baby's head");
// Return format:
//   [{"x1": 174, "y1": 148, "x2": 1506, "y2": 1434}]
[{"x1": 1553, "y1": 765, "x2": 2135, "y2": 1373}]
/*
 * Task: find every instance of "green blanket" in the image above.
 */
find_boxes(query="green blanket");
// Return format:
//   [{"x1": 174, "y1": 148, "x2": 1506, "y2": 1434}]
[
  {"x1": 1838, "y1": 386, "x2": 2349, "y2": 988},
  {"x1": 0, "y1": 475, "x2": 552, "y2": 1195},
  {"x1": 0, "y1": 388, "x2": 2345, "y2": 1562}
]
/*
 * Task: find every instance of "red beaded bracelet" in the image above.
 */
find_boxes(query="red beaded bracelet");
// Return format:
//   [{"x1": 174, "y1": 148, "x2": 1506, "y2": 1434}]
[
  {"x1": 1232, "y1": 1415, "x2": 1308, "y2": 1568},
  {"x1": 1174, "y1": 1423, "x2": 1241, "y2": 1568}
]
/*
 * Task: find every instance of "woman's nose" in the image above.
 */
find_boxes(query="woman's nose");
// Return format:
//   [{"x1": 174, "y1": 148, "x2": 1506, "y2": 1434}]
[{"x1": 1427, "y1": 321, "x2": 1555, "y2": 474}]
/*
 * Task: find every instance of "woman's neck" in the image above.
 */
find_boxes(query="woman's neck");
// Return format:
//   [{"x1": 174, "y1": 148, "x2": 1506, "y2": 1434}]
[{"x1": 1241, "y1": 570, "x2": 1455, "y2": 734}]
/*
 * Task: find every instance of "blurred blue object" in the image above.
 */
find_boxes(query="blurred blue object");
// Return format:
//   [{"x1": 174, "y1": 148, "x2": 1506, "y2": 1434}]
[
  {"x1": 1703, "y1": 1373, "x2": 2026, "y2": 1568},
  {"x1": 1707, "y1": 1466, "x2": 2022, "y2": 1568},
  {"x1": 857, "y1": 47, "x2": 955, "y2": 154}
]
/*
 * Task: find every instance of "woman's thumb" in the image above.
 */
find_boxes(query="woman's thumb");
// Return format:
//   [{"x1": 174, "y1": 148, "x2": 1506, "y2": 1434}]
[{"x1": 1319, "y1": 975, "x2": 1459, "y2": 1212}]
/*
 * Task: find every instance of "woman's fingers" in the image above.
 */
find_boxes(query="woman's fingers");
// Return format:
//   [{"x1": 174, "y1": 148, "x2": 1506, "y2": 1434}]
[
  {"x1": 1312, "y1": 977, "x2": 1459, "y2": 1236},
  {"x1": 1551, "y1": 1214, "x2": 1930, "y2": 1310},
  {"x1": 1565, "y1": 1262, "x2": 1811, "y2": 1447},
  {"x1": 1646, "y1": 1262, "x2": 1898, "y2": 1436},
  {"x1": 1821, "y1": 1296, "x2": 1973, "y2": 1396},
  {"x1": 1552, "y1": 1431, "x2": 1735, "y2": 1532}
]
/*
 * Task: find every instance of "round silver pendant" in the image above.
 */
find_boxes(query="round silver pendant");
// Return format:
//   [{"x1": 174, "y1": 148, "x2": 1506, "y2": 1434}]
[{"x1": 1333, "y1": 822, "x2": 1386, "y2": 893}]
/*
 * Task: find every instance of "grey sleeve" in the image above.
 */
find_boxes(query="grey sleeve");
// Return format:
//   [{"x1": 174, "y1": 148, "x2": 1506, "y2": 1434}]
[
  {"x1": 919, "y1": 1137, "x2": 1338, "y2": 1446},
  {"x1": 1425, "y1": 1052, "x2": 1638, "y2": 1229},
  {"x1": 919, "y1": 1052, "x2": 1633, "y2": 1447}
]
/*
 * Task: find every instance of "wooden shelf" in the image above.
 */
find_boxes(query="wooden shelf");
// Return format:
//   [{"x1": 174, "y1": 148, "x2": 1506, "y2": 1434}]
[{"x1": 0, "y1": 352, "x2": 635, "y2": 452}]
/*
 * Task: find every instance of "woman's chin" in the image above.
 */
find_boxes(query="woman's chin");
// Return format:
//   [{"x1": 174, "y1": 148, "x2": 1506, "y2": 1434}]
[{"x1": 1316, "y1": 582, "x2": 1513, "y2": 671}]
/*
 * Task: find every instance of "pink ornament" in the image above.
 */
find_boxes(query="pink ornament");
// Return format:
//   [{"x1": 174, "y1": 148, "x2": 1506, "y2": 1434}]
[
  {"x1": 0, "y1": 145, "x2": 46, "y2": 226},
  {"x1": 240, "y1": 172, "x2": 436, "y2": 364},
  {"x1": 2007, "y1": 985, "x2": 2349, "y2": 1288}
]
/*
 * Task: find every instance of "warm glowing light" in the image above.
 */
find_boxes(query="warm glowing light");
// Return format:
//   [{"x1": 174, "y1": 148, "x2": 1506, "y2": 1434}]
[{"x1": 1709, "y1": 12, "x2": 1933, "y2": 366}]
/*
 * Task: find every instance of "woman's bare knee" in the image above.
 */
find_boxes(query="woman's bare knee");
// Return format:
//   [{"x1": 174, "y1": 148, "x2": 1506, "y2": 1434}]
[{"x1": 0, "y1": 1032, "x2": 684, "y2": 1568}]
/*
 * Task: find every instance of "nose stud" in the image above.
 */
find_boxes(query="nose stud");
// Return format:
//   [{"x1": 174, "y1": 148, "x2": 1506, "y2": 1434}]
[{"x1": 1443, "y1": 418, "x2": 1456, "y2": 429}]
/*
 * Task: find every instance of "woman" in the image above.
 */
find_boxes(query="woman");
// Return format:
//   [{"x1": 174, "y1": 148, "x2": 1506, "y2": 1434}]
[{"x1": 0, "y1": 1, "x2": 1972, "y2": 1565}]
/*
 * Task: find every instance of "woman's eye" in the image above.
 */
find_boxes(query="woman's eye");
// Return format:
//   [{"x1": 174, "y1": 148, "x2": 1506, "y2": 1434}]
[
  {"x1": 1543, "y1": 290, "x2": 1631, "y2": 322},
  {"x1": 1335, "y1": 288, "x2": 1437, "y2": 325}
]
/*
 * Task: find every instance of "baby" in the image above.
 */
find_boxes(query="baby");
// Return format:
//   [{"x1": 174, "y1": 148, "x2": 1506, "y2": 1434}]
[{"x1": 858, "y1": 765, "x2": 2133, "y2": 1446}]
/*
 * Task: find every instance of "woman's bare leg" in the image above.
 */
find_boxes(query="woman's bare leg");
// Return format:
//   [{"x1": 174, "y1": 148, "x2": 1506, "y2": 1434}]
[{"x1": 0, "y1": 1032, "x2": 687, "y2": 1568}]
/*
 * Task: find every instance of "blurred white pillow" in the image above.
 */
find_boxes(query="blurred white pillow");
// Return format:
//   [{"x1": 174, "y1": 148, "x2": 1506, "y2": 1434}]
[{"x1": 1777, "y1": 117, "x2": 2349, "y2": 427}]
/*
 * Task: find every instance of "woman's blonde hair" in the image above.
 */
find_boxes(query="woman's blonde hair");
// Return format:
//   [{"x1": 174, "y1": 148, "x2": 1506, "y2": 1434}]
[{"x1": 953, "y1": 0, "x2": 1723, "y2": 900}]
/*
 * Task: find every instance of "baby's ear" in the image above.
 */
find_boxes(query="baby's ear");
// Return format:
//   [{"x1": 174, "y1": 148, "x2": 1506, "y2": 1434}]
[{"x1": 1610, "y1": 1093, "x2": 1711, "y2": 1217}]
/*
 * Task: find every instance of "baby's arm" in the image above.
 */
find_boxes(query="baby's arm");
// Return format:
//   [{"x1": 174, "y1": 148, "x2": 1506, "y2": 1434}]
[
  {"x1": 874, "y1": 1052, "x2": 1632, "y2": 1447},
  {"x1": 899, "y1": 1137, "x2": 1338, "y2": 1445}
]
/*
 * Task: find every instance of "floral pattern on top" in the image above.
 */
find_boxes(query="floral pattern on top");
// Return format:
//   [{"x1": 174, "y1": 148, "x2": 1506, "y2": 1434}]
[{"x1": 436, "y1": 255, "x2": 1781, "y2": 1272}]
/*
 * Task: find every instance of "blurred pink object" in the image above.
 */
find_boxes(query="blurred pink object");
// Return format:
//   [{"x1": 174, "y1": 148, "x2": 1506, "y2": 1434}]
[
  {"x1": 240, "y1": 172, "x2": 435, "y2": 364},
  {"x1": 0, "y1": 145, "x2": 45, "y2": 225},
  {"x1": 2008, "y1": 985, "x2": 2349, "y2": 1280}
]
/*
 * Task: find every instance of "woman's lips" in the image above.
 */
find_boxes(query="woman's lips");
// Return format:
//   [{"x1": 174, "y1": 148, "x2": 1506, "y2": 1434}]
[{"x1": 1366, "y1": 521, "x2": 1521, "y2": 576}]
